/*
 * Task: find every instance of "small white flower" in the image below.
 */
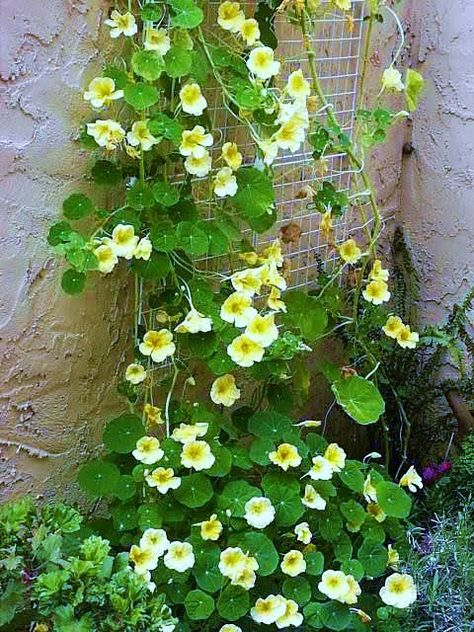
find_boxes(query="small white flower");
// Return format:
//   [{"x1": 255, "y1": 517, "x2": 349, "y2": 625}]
[
  {"x1": 214, "y1": 167, "x2": 238, "y2": 197},
  {"x1": 380, "y1": 573, "x2": 417, "y2": 608},
  {"x1": 244, "y1": 497, "x2": 275, "y2": 529},
  {"x1": 180, "y1": 83, "x2": 208, "y2": 116},
  {"x1": 247, "y1": 46, "x2": 281, "y2": 80},
  {"x1": 134, "y1": 237, "x2": 152, "y2": 261},
  {"x1": 294, "y1": 521, "x2": 312, "y2": 544},
  {"x1": 125, "y1": 363, "x2": 146, "y2": 385},
  {"x1": 144, "y1": 28, "x2": 171, "y2": 55},
  {"x1": 105, "y1": 10, "x2": 138, "y2": 38},
  {"x1": 163, "y1": 541, "x2": 195, "y2": 573},
  {"x1": 308, "y1": 455, "x2": 333, "y2": 481}
]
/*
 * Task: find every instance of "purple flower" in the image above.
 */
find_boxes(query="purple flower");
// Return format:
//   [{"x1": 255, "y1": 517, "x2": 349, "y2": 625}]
[
  {"x1": 422, "y1": 465, "x2": 440, "y2": 485},
  {"x1": 437, "y1": 460, "x2": 452, "y2": 474}
]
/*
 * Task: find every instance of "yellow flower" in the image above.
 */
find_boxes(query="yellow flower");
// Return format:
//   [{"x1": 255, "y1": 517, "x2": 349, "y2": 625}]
[
  {"x1": 276, "y1": 101, "x2": 309, "y2": 127},
  {"x1": 227, "y1": 334, "x2": 265, "y2": 367},
  {"x1": 363, "y1": 280, "x2": 391, "y2": 305},
  {"x1": 144, "y1": 403, "x2": 163, "y2": 425},
  {"x1": 262, "y1": 239, "x2": 284, "y2": 267},
  {"x1": 302, "y1": 484, "x2": 327, "y2": 510},
  {"x1": 175, "y1": 309, "x2": 213, "y2": 334},
  {"x1": 244, "y1": 496, "x2": 275, "y2": 529},
  {"x1": 274, "y1": 118, "x2": 305, "y2": 152},
  {"x1": 269, "y1": 443, "x2": 301, "y2": 471},
  {"x1": 259, "y1": 262, "x2": 287, "y2": 291},
  {"x1": 221, "y1": 142, "x2": 243, "y2": 171},
  {"x1": 210, "y1": 374, "x2": 241, "y2": 407},
  {"x1": 251, "y1": 595, "x2": 287, "y2": 625},
  {"x1": 132, "y1": 436, "x2": 163, "y2": 465},
  {"x1": 180, "y1": 125, "x2": 213, "y2": 157},
  {"x1": 245, "y1": 314, "x2": 279, "y2": 348},
  {"x1": 287, "y1": 69, "x2": 311, "y2": 100},
  {"x1": 146, "y1": 467, "x2": 181, "y2": 494},
  {"x1": 367, "y1": 502, "x2": 386, "y2": 523},
  {"x1": 110, "y1": 224, "x2": 139, "y2": 259},
  {"x1": 144, "y1": 28, "x2": 171, "y2": 55},
  {"x1": 281, "y1": 550, "x2": 306, "y2": 577},
  {"x1": 231, "y1": 268, "x2": 263, "y2": 296},
  {"x1": 294, "y1": 521, "x2": 312, "y2": 544},
  {"x1": 127, "y1": 120, "x2": 159, "y2": 152},
  {"x1": 33, "y1": 625, "x2": 49, "y2": 632},
  {"x1": 184, "y1": 151, "x2": 212, "y2": 177},
  {"x1": 180, "y1": 83, "x2": 207, "y2": 116},
  {"x1": 383, "y1": 315, "x2": 404, "y2": 339},
  {"x1": 214, "y1": 167, "x2": 238, "y2": 197},
  {"x1": 332, "y1": 0, "x2": 351, "y2": 10},
  {"x1": 308, "y1": 455, "x2": 333, "y2": 481},
  {"x1": 129, "y1": 544, "x2": 159, "y2": 573},
  {"x1": 220, "y1": 292, "x2": 258, "y2": 327},
  {"x1": 324, "y1": 443, "x2": 346, "y2": 472},
  {"x1": 318, "y1": 570, "x2": 350, "y2": 601},
  {"x1": 218, "y1": 547, "x2": 249, "y2": 579},
  {"x1": 239, "y1": 250, "x2": 259, "y2": 266},
  {"x1": 86, "y1": 119, "x2": 125, "y2": 150},
  {"x1": 172, "y1": 423, "x2": 208, "y2": 444},
  {"x1": 219, "y1": 627, "x2": 242, "y2": 632},
  {"x1": 275, "y1": 599, "x2": 303, "y2": 629},
  {"x1": 320, "y1": 211, "x2": 334, "y2": 238},
  {"x1": 140, "y1": 528, "x2": 170, "y2": 557},
  {"x1": 125, "y1": 363, "x2": 146, "y2": 385},
  {"x1": 370, "y1": 259, "x2": 389, "y2": 282},
  {"x1": 382, "y1": 66, "x2": 405, "y2": 92},
  {"x1": 139, "y1": 329, "x2": 175, "y2": 363},
  {"x1": 125, "y1": 143, "x2": 141, "y2": 159},
  {"x1": 379, "y1": 573, "x2": 417, "y2": 608},
  {"x1": 340, "y1": 575, "x2": 361, "y2": 605},
  {"x1": 84, "y1": 77, "x2": 123, "y2": 108},
  {"x1": 217, "y1": 1, "x2": 245, "y2": 32},
  {"x1": 105, "y1": 10, "x2": 137, "y2": 38},
  {"x1": 267, "y1": 287, "x2": 287, "y2": 313},
  {"x1": 94, "y1": 244, "x2": 118, "y2": 274},
  {"x1": 388, "y1": 544, "x2": 400, "y2": 568},
  {"x1": 239, "y1": 18, "x2": 260, "y2": 46},
  {"x1": 181, "y1": 440, "x2": 215, "y2": 471},
  {"x1": 338, "y1": 238, "x2": 362, "y2": 264},
  {"x1": 163, "y1": 541, "x2": 195, "y2": 572},
  {"x1": 363, "y1": 474, "x2": 378, "y2": 503},
  {"x1": 232, "y1": 565, "x2": 257, "y2": 590},
  {"x1": 396, "y1": 325, "x2": 419, "y2": 349},
  {"x1": 258, "y1": 139, "x2": 279, "y2": 165},
  {"x1": 133, "y1": 237, "x2": 152, "y2": 261},
  {"x1": 247, "y1": 46, "x2": 281, "y2": 80},
  {"x1": 399, "y1": 465, "x2": 423, "y2": 492},
  {"x1": 200, "y1": 514, "x2": 223, "y2": 541}
]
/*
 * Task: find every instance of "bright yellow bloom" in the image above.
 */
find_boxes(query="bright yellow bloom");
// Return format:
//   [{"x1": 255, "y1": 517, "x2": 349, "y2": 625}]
[
  {"x1": 340, "y1": 575, "x2": 361, "y2": 605},
  {"x1": 218, "y1": 547, "x2": 248, "y2": 579},
  {"x1": 140, "y1": 528, "x2": 169, "y2": 557},
  {"x1": 221, "y1": 142, "x2": 243, "y2": 171},
  {"x1": 146, "y1": 467, "x2": 181, "y2": 494},
  {"x1": 287, "y1": 69, "x2": 311, "y2": 100},
  {"x1": 367, "y1": 502, "x2": 386, "y2": 523},
  {"x1": 217, "y1": 2, "x2": 245, "y2": 32},
  {"x1": 370, "y1": 259, "x2": 389, "y2": 282},
  {"x1": 214, "y1": 167, "x2": 238, "y2": 197},
  {"x1": 258, "y1": 139, "x2": 279, "y2": 165},
  {"x1": 227, "y1": 334, "x2": 265, "y2": 367},
  {"x1": 200, "y1": 514, "x2": 223, "y2": 541},
  {"x1": 144, "y1": 28, "x2": 171, "y2": 55},
  {"x1": 247, "y1": 46, "x2": 281, "y2": 80},
  {"x1": 139, "y1": 329, "x2": 176, "y2": 363},
  {"x1": 127, "y1": 120, "x2": 159, "y2": 151},
  {"x1": 181, "y1": 440, "x2": 215, "y2": 470},
  {"x1": 281, "y1": 550, "x2": 306, "y2": 577},
  {"x1": 184, "y1": 151, "x2": 212, "y2": 177},
  {"x1": 302, "y1": 484, "x2": 327, "y2": 510},
  {"x1": 134, "y1": 237, "x2": 152, "y2": 260},
  {"x1": 110, "y1": 224, "x2": 139, "y2": 259},
  {"x1": 380, "y1": 573, "x2": 417, "y2": 608},
  {"x1": 239, "y1": 18, "x2": 260, "y2": 46},
  {"x1": 251, "y1": 595, "x2": 287, "y2": 625},
  {"x1": 232, "y1": 565, "x2": 257, "y2": 590},
  {"x1": 33, "y1": 625, "x2": 49, "y2": 632},
  {"x1": 125, "y1": 363, "x2": 146, "y2": 385},
  {"x1": 308, "y1": 455, "x2": 333, "y2": 481},
  {"x1": 396, "y1": 325, "x2": 419, "y2": 349},
  {"x1": 363, "y1": 474, "x2": 378, "y2": 503},
  {"x1": 383, "y1": 315, "x2": 404, "y2": 339},
  {"x1": 244, "y1": 496, "x2": 275, "y2": 529},
  {"x1": 105, "y1": 10, "x2": 138, "y2": 38},
  {"x1": 180, "y1": 125, "x2": 213, "y2": 157},
  {"x1": 245, "y1": 314, "x2": 279, "y2": 348},
  {"x1": 294, "y1": 521, "x2": 312, "y2": 544},
  {"x1": 332, "y1": 0, "x2": 351, "y2": 10},
  {"x1": 219, "y1": 626, "x2": 242, "y2": 632},
  {"x1": 220, "y1": 292, "x2": 258, "y2": 328},
  {"x1": 275, "y1": 599, "x2": 303, "y2": 629},
  {"x1": 388, "y1": 544, "x2": 400, "y2": 567},
  {"x1": 129, "y1": 544, "x2": 159, "y2": 573},
  {"x1": 259, "y1": 262, "x2": 287, "y2": 291},
  {"x1": 175, "y1": 309, "x2": 213, "y2": 334},
  {"x1": 239, "y1": 250, "x2": 259, "y2": 266},
  {"x1": 274, "y1": 118, "x2": 305, "y2": 152},
  {"x1": 399, "y1": 465, "x2": 423, "y2": 492},
  {"x1": 132, "y1": 436, "x2": 163, "y2": 465},
  {"x1": 172, "y1": 422, "x2": 208, "y2": 444},
  {"x1": 269, "y1": 443, "x2": 302, "y2": 471},
  {"x1": 262, "y1": 239, "x2": 284, "y2": 267},
  {"x1": 180, "y1": 83, "x2": 207, "y2": 116},
  {"x1": 210, "y1": 374, "x2": 241, "y2": 407},
  {"x1": 320, "y1": 211, "x2": 334, "y2": 238},
  {"x1": 163, "y1": 541, "x2": 195, "y2": 572},
  {"x1": 318, "y1": 570, "x2": 350, "y2": 601},
  {"x1": 86, "y1": 119, "x2": 125, "y2": 150},
  {"x1": 144, "y1": 403, "x2": 163, "y2": 425},
  {"x1": 94, "y1": 244, "x2": 118, "y2": 274},
  {"x1": 324, "y1": 443, "x2": 346, "y2": 472},
  {"x1": 267, "y1": 287, "x2": 287, "y2": 313},
  {"x1": 84, "y1": 77, "x2": 123, "y2": 108},
  {"x1": 231, "y1": 268, "x2": 263, "y2": 296},
  {"x1": 382, "y1": 66, "x2": 405, "y2": 92},
  {"x1": 363, "y1": 280, "x2": 391, "y2": 305},
  {"x1": 338, "y1": 238, "x2": 362, "y2": 264}
]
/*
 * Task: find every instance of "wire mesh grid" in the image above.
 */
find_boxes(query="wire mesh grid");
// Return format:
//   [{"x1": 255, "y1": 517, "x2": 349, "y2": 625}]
[{"x1": 188, "y1": 0, "x2": 368, "y2": 289}]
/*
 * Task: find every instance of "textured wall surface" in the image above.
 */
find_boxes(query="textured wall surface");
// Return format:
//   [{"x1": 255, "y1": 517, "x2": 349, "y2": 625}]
[{"x1": 0, "y1": 0, "x2": 131, "y2": 501}]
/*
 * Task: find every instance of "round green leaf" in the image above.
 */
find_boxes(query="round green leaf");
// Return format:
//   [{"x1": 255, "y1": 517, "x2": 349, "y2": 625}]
[
  {"x1": 217, "y1": 585, "x2": 249, "y2": 621},
  {"x1": 91, "y1": 160, "x2": 122, "y2": 185},
  {"x1": 137, "y1": 503, "x2": 163, "y2": 530},
  {"x1": 102, "y1": 414, "x2": 145, "y2": 454},
  {"x1": 249, "y1": 437, "x2": 274, "y2": 465},
  {"x1": 206, "y1": 444, "x2": 233, "y2": 477},
  {"x1": 247, "y1": 410, "x2": 292, "y2": 440},
  {"x1": 357, "y1": 539, "x2": 388, "y2": 577},
  {"x1": 318, "y1": 504, "x2": 343, "y2": 541},
  {"x1": 283, "y1": 577, "x2": 311, "y2": 606},
  {"x1": 376, "y1": 481, "x2": 412, "y2": 518},
  {"x1": 61, "y1": 269, "x2": 86, "y2": 295},
  {"x1": 319, "y1": 602, "x2": 351, "y2": 631},
  {"x1": 176, "y1": 221, "x2": 209, "y2": 256},
  {"x1": 78, "y1": 460, "x2": 120, "y2": 497},
  {"x1": 148, "y1": 113, "x2": 183, "y2": 143},
  {"x1": 113, "y1": 475, "x2": 137, "y2": 501},
  {"x1": 111, "y1": 503, "x2": 137, "y2": 531},
  {"x1": 332, "y1": 376, "x2": 385, "y2": 425},
  {"x1": 141, "y1": 3, "x2": 163, "y2": 20},
  {"x1": 262, "y1": 472, "x2": 304, "y2": 526},
  {"x1": 169, "y1": 0, "x2": 204, "y2": 28},
  {"x1": 207, "y1": 350, "x2": 235, "y2": 376},
  {"x1": 341, "y1": 559, "x2": 364, "y2": 581},
  {"x1": 305, "y1": 550, "x2": 324, "y2": 576},
  {"x1": 152, "y1": 181, "x2": 180, "y2": 207},
  {"x1": 124, "y1": 82, "x2": 159, "y2": 110},
  {"x1": 217, "y1": 480, "x2": 261, "y2": 518},
  {"x1": 126, "y1": 183, "x2": 155, "y2": 211},
  {"x1": 132, "y1": 252, "x2": 171, "y2": 280},
  {"x1": 233, "y1": 167, "x2": 275, "y2": 218},
  {"x1": 48, "y1": 221, "x2": 73, "y2": 246},
  {"x1": 164, "y1": 46, "x2": 193, "y2": 78},
  {"x1": 175, "y1": 473, "x2": 213, "y2": 508},
  {"x1": 337, "y1": 460, "x2": 365, "y2": 492},
  {"x1": 193, "y1": 542, "x2": 223, "y2": 593},
  {"x1": 150, "y1": 223, "x2": 178, "y2": 253},
  {"x1": 132, "y1": 50, "x2": 164, "y2": 82},
  {"x1": 63, "y1": 193, "x2": 94, "y2": 219},
  {"x1": 184, "y1": 589, "x2": 214, "y2": 620}
]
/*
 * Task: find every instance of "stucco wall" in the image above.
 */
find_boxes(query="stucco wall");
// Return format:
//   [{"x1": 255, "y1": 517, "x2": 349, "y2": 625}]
[{"x1": 0, "y1": 0, "x2": 130, "y2": 501}]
